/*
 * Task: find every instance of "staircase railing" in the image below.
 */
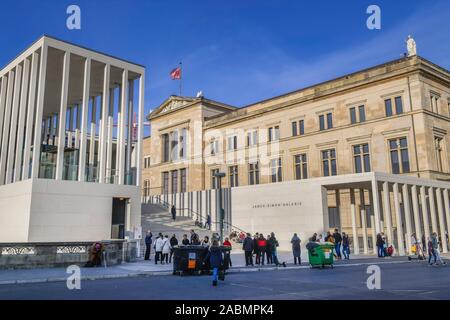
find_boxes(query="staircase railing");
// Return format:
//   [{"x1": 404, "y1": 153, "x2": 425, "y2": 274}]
[{"x1": 144, "y1": 195, "x2": 247, "y2": 236}]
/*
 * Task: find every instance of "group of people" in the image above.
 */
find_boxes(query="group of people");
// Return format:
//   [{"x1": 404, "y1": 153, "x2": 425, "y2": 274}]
[
  {"x1": 241, "y1": 232, "x2": 287, "y2": 267},
  {"x1": 309, "y1": 228, "x2": 351, "y2": 260},
  {"x1": 410, "y1": 232, "x2": 447, "y2": 266},
  {"x1": 144, "y1": 229, "x2": 233, "y2": 266}
]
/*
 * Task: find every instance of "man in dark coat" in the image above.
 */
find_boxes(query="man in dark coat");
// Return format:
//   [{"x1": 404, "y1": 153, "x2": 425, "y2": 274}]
[
  {"x1": 333, "y1": 228, "x2": 342, "y2": 259},
  {"x1": 242, "y1": 233, "x2": 254, "y2": 266},
  {"x1": 144, "y1": 231, "x2": 153, "y2": 260},
  {"x1": 169, "y1": 234, "x2": 178, "y2": 263},
  {"x1": 204, "y1": 240, "x2": 224, "y2": 286},
  {"x1": 171, "y1": 205, "x2": 176, "y2": 220}
]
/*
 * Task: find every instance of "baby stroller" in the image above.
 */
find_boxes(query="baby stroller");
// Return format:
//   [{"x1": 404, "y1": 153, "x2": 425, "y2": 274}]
[{"x1": 408, "y1": 242, "x2": 425, "y2": 261}]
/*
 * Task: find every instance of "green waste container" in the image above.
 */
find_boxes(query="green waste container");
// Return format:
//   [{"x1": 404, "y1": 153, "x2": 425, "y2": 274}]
[{"x1": 307, "y1": 242, "x2": 335, "y2": 268}]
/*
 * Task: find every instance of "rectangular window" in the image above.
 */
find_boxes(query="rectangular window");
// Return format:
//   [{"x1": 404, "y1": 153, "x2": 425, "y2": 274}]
[
  {"x1": 319, "y1": 113, "x2": 333, "y2": 131},
  {"x1": 171, "y1": 170, "x2": 178, "y2": 194},
  {"x1": 162, "y1": 172, "x2": 169, "y2": 194},
  {"x1": 170, "y1": 131, "x2": 179, "y2": 161},
  {"x1": 180, "y1": 168, "x2": 187, "y2": 193},
  {"x1": 292, "y1": 121, "x2": 298, "y2": 136},
  {"x1": 430, "y1": 93, "x2": 441, "y2": 114},
  {"x1": 322, "y1": 149, "x2": 337, "y2": 176},
  {"x1": 229, "y1": 165, "x2": 238, "y2": 187},
  {"x1": 143, "y1": 180, "x2": 150, "y2": 197},
  {"x1": 389, "y1": 137, "x2": 410, "y2": 174},
  {"x1": 299, "y1": 120, "x2": 305, "y2": 135},
  {"x1": 162, "y1": 134, "x2": 170, "y2": 162},
  {"x1": 268, "y1": 126, "x2": 280, "y2": 142},
  {"x1": 350, "y1": 107, "x2": 357, "y2": 124},
  {"x1": 395, "y1": 96, "x2": 403, "y2": 114},
  {"x1": 385, "y1": 96, "x2": 403, "y2": 117},
  {"x1": 247, "y1": 130, "x2": 258, "y2": 146},
  {"x1": 211, "y1": 168, "x2": 219, "y2": 189},
  {"x1": 228, "y1": 135, "x2": 237, "y2": 150},
  {"x1": 179, "y1": 128, "x2": 187, "y2": 159},
  {"x1": 359, "y1": 105, "x2": 366, "y2": 122},
  {"x1": 248, "y1": 162, "x2": 260, "y2": 185},
  {"x1": 294, "y1": 154, "x2": 308, "y2": 180},
  {"x1": 210, "y1": 139, "x2": 219, "y2": 155},
  {"x1": 435, "y1": 137, "x2": 445, "y2": 172},
  {"x1": 270, "y1": 158, "x2": 283, "y2": 183},
  {"x1": 144, "y1": 156, "x2": 151, "y2": 169},
  {"x1": 353, "y1": 143, "x2": 371, "y2": 173}
]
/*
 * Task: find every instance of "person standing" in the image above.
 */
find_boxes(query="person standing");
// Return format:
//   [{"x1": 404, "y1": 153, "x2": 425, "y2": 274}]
[
  {"x1": 256, "y1": 234, "x2": 267, "y2": 266},
  {"x1": 223, "y1": 237, "x2": 232, "y2": 267},
  {"x1": 206, "y1": 215, "x2": 211, "y2": 230},
  {"x1": 266, "y1": 234, "x2": 273, "y2": 264},
  {"x1": 144, "y1": 230, "x2": 153, "y2": 261},
  {"x1": 162, "y1": 235, "x2": 171, "y2": 264},
  {"x1": 291, "y1": 233, "x2": 301, "y2": 265},
  {"x1": 202, "y1": 236, "x2": 210, "y2": 246},
  {"x1": 181, "y1": 234, "x2": 190, "y2": 245},
  {"x1": 171, "y1": 205, "x2": 176, "y2": 221},
  {"x1": 243, "y1": 233, "x2": 254, "y2": 266},
  {"x1": 333, "y1": 228, "x2": 342, "y2": 259},
  {"x1": 204, "y1": 239, "x2": 224, "y2": 286},
  {"x1": 310, "y1": 233, "x2": 317, "y2": 242},
  {"x1": 431, "y1": 232, "x2": 447, "y2": 266},
  {"x1": 190, "y1": 230, "x2": 200, "y2": 245},
  {"x1": 269, "y1": 232, "x2": 282, "y2": 266},
  {"x1": 428, "y1": 236, "x2": 437, "y2": 265},
  {"x1": 253, "y1": 233, "x2": 259, "y2": 264},
  {"x1": 342, "y1": 232, "x2": 350, "y2": 260},
  {"x1": 169, "y1": 234, "x2": 178, "y2": 263},
  {"x1": 154, "y1": 233, "x2": 164, "y2": 264},
  {"x1": 376, "y1": 233, "x2": 384, "y2": 258}
]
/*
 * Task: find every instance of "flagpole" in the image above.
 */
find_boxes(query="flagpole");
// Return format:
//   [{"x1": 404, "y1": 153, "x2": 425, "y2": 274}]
[{"x1": 179, "y1": 61, "x2": 182, "y2": 96}]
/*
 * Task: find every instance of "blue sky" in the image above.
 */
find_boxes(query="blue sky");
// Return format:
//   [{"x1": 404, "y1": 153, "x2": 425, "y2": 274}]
[{"x1": 1, "y1": 0, "x2": 450, "y2": 136}]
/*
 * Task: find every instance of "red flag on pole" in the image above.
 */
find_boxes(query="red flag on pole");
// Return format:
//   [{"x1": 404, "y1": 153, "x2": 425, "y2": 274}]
[{"x1": 170, "y1": 66, "x2": 181, "y2": 80}]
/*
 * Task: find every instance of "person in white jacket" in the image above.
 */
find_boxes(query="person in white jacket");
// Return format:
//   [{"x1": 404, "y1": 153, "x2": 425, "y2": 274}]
[
  {"x1": 162, "y1": 235, "x2": 171, "y2": 264},
  {"x1": 154, "y1": 233, "x2": 164, "y2": 264}
]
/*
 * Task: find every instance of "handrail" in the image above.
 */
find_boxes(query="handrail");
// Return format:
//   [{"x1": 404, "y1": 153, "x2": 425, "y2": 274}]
[{"x1": 145, "y1": 195, "x2": 247, "y2": 235}]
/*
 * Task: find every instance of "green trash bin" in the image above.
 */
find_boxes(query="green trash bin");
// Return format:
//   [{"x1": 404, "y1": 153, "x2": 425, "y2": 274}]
[{"x1": 307, "y1": 242, "x2": 335, "y2": 268}]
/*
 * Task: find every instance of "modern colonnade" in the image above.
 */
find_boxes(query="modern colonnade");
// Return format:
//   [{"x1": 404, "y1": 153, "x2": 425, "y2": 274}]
[
  {"x1": 343, "y1": 173, "x2": 450, "y2": 256},
  {"x1": 0, "y1": 36, "x2": 145, "y2": 187}
]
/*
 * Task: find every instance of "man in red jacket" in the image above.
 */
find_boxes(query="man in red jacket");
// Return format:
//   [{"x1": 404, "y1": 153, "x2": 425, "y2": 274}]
[{"x1": 256, "y1": 234, "x2": 267, "y2": 265}]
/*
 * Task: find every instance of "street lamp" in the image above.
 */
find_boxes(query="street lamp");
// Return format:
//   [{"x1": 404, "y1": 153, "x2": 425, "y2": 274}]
[{"x1": 213, "y1": 171, "x2": 226, "y2": 244}]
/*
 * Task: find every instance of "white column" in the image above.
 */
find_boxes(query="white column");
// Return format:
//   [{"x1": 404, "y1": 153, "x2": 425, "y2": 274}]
[
  {"x1": 393, "y1": 183, "x2": 405, "y2": 256},
  {"x1": 68, "y1": 107, "x2": 74, "y2": 148},
  {"x1": 31, "y1": 45, "x2": 48, "y2": 179},
  {"x1": 428, "y1": 187, "x2": 438, "y2": 233},
  {"x1": 436, "y1": 188, "x2": 448, "y2": 253},
  {"x1": 371, "y1": 178, "x2": 382, "y2": 234},
  {"x1": 411, "y1": 185, "x2": 422, "y2": 245},
  {"x1": 14, "y1": 58, "x2": 31, "y2": 182},
  {"x1": 420, "y1": 186, "x2": 431, "y2": 244},
  {"x1": 136, "y1": 73, "x2": 145, "y2": 187},
  {"x1": 126, "y1": 80, "x2": 134, "y2": 185},
  {"x1": 402, "y1": 184, "x2": 413, "y2": 254},
  {"x1": 74, "y1": 105, "x2": 81, "y2": 149},
  {"x1": 106, "y1": 88, "x2": 114, "y2": 183},
  {"x1": 444, "y1": 189, "x2": 450, "y2": 248},
  {"x1": 6, "y1": 64, "x2": 23, "y2": 184},
  {"x1": 89, "y1": 97, "x2": 97, "y2": 167},
  {"x1": 55, "y1": 51, "x2": 71, "y2": 180},
  {"x1": 118, "y1": 69, "x2": 128, "y2": 185},
  {"x1": 78, "y1": 58, "x2": 91, "y2": 182},
  {"x1": 350, "y1": 188, "x2": 360, "y2": 254},
  {"x1": 359, "y1": 189, "x2": 368, "y2": 254},
  {"x1": 0, "y1": 70, "x2": 15, "y2": 184},
  {"x1": 98, "y1": 64, "x2": 110, "y2": 184},
  {"x1": 0, "y1": 76, "x2": 8, "y2": 161},
  {"x1": 382, "y1": 181, "x2": 394, "y2": 247}
]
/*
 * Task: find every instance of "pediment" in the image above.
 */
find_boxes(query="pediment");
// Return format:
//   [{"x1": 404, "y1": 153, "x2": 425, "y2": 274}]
[{"x1": 150, "y1": 96, "x2": 196, "y2": 119}]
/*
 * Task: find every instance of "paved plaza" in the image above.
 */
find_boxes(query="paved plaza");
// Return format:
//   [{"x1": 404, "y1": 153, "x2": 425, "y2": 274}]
[{"x1": 0, "y1": 255, "x2": 449, "y2": 300}]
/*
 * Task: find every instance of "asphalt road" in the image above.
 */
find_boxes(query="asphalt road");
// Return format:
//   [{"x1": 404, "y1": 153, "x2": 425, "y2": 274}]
[{"x1": 1, "y1": 261, "x2": 449, "y2": 300}]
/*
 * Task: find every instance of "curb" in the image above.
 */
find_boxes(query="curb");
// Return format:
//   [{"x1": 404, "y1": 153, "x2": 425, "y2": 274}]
[{"x1": 0, "y1": 259, "x2": 415, "y2": 286}]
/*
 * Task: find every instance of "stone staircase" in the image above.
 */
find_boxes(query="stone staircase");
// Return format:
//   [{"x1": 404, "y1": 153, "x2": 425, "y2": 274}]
[{"x1": 141, "y1": 203, "x2": 213, "y2": 242}]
